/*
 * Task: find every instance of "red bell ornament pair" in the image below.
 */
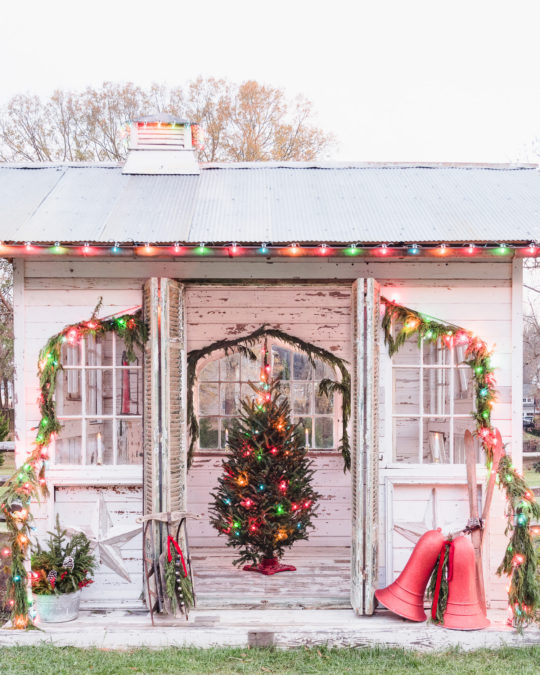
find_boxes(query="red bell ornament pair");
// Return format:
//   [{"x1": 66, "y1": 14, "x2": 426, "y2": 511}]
[{"x1": 375, "y1": 530, "x2": 489, "y2": 630}]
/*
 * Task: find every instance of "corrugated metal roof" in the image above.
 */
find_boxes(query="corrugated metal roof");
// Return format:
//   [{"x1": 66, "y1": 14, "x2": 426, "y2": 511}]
[{"x1": 1, "y1": 162, "x2": 539, "y2": 243}]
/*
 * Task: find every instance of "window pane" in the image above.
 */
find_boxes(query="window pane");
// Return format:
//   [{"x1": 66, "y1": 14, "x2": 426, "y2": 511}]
[
  {"x1": 56, "y1": 371, "x2": 82, "y2": 415},
  {"x1": 272, "y1": 346, "x2": 291, "y2": 380},
  {"x1": 453, "y1": 419, "x2": 480, "y2": 463},
  {"x1": 423, "y1": 368, "x2": 450, "y2": 415},
  {"x1": 315, "y1": 417, "x2": 333, "y2": 448},
  {"x1": 423, "y1": 338, "x2": 448, "y2": 367},
  {"x1": 422, "y1": 418, "x2": 451, "y2": 463},
  {"x1": 277, "y1": 382, "x2": 290, "y2": 403},
  {"x1": 221, "y1": 382, "x2": 240, "y2": 415},
  {"x1": 117, "y1": 419, "x2": 143, "y2": 464},
  {"x1": 85, "y1": 333, "x2": 113, "y2": 367},
  {"x1": 200, "y1": 417, "x2": 219, "y2": 448},
  {"x1": 240, "y1": 383, "x2": 257, "y2": 403},
  {"x1": 294, "y1": 416, "x2": 312, "y2": 447},
  {"x1": 241, "y1": 354, "x2": 260, "y2": 382},
  {"x1": 115, "y1": 338, "x2": 142, "y2": 367},
  {"x1": 222, "y1": 354, "x2": 240, "y2": 380},
  {"x1": 116, "y1": 369, "x2": 142, "y2": 415},
  {"x1": 87, "y1": 421, "x2": 113, "y2": 465},
  {"x1": 199, "y1": 383, "x2": 219, "y2": 415},
  {"x1": 293, "y1": 353, "x2": 312, "y2": 380},
  {"x1": 393, "y1": 369, "x2": 420, "y2": 414},
  {"x1": 392, "y1": 336, "x2": 419, "y2": 366},
  {"x1": 454, "y1": 368, "x2": 475, "y2": 414},
  {"x1": 86, "y1": 370, "x2": 113, "y2": 416},
  {"x1": 292, "y1": 382, "x2": 311, "y2": 414},
  {"x1": 200, "y1": 359, "x2": 219, "y2": 382},
  {"x1": 61, "y1": 341, "x2": 81, "y2": 367},
  {"x1": 315, "y1": 388, "x2": 333, "y2": 414},
  {"x1": 221, "y1": 419, "x2": 233, "y2": 448},
  {"x1": 55, "y1": 420, "x2": 83, "y2": 464},
  {"x1": 314, "y1": 361, "x2": 334, "y2": 381},
  {"x1": 393, "y1": 417, "x2": 419, "y2": 463}
]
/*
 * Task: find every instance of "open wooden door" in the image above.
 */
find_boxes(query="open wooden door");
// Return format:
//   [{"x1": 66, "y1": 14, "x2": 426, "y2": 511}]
[
  {"x1": 143, "y1": 278, "x2": 188, "y2": 528},
  {"x1": 351, "y1": 278, "x2": 380, "y2": 615}
]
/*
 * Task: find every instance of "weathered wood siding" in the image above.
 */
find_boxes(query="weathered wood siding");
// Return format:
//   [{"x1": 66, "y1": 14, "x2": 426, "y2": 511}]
[
  {"x1": 185, "y1": 284, "x2": 353, "y2": 549},
  {"x1": 14, "y1": 258, "x2": 518, "y2": 608}
]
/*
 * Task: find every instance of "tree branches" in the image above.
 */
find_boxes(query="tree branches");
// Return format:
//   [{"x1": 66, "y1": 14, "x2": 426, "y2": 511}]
[{"x1": 0, "y1": 79, "x2": 336, "y2": 163}]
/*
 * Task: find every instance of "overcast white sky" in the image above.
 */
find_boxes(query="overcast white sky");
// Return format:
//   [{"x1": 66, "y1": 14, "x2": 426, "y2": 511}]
[{"x1": 1, "y1": 0, "x2": 540, "y2": 162}]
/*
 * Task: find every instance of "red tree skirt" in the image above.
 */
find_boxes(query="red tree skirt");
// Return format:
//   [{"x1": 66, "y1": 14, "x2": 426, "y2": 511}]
[{"x1": 243, "y1": 557, "x2": 297, "y2": 575}]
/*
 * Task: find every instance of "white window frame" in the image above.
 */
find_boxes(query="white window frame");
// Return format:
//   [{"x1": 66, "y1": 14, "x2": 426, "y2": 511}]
[
  {"x1": 52, "y1": 332, "x2": 143, "y2": 468},
  {"x1": 383, "y1": 338, "x2": 481, "y2": 467},
  {"x1": 196, "y1": 342, "x2": 339, "y2": 453}
]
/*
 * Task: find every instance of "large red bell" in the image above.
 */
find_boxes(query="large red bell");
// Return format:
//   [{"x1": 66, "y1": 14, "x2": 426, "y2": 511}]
[
  {"x1": 442, "y1": 536, "x2": 490, "y2": 630},
  {"x1": 375, "y1": 529, "x2": 444, "y2": 621}
]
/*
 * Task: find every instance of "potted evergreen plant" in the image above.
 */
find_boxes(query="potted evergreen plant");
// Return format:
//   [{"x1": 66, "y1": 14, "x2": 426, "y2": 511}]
[{"x1": 30, "y1": 516, "x2": 96, "y2": 622}]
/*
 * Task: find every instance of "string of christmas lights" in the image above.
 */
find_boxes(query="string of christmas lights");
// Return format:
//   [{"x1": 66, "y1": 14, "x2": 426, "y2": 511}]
[
  {"x1": 382, "y1": 298, "x2": 540, "y2": 629},
  {"x1": 0, "y1": 310, "x2": 148, "y2": 629},
  {"x1": 0, "y1": 241, "x2": 538, "y2": 258}
]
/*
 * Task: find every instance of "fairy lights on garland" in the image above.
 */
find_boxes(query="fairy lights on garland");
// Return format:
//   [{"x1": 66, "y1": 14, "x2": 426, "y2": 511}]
[
  {"x1": 382, "y1": 297, "x2": 540, "y2": 628},
  {"x1": 0, "y1": 241, "x2": 538, "y2": 258},
  {"x1": 0, "y1": 305, "x2": 148, "y2": 629}
]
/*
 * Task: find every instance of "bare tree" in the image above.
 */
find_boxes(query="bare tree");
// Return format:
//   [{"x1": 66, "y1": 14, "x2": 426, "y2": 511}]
[{"x1": 0, "y1": 79, "x2": 335, "y2": 163}]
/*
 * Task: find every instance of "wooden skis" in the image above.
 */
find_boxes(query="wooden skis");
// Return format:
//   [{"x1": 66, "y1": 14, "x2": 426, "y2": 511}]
[{"x1": 464, "y1": 428, "x2": 504, "y2": 612}]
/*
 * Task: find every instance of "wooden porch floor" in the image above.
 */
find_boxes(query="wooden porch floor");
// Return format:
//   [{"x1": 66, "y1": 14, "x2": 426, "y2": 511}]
[
  {"x1": 2, "y1": 608, "x2": 539, "y2": 651},
  {"x1": 191, "y1": 546, "x2": 351, "y2": 609}
]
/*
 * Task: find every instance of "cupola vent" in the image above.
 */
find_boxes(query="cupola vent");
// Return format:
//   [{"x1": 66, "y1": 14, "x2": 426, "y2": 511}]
[{"x1": 122, "y1": 114, "x2": 200, "y2": 175}]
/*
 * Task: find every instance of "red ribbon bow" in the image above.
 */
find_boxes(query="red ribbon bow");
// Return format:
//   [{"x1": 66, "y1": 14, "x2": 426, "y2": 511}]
[{"x1": 166, "y1": 535, "x2": 188, "y2": 577}]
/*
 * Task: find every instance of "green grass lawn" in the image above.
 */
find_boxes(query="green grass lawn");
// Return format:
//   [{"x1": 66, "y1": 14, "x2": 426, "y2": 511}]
[
  {"x1": 0, "y1": 645, "x2": 539, "y2": 675},
  {"x1": 0, "y1": 450, "x2": 15, "y2": 476},
  {"x1": 524, "y1": 469, "x2": 540, "y2": 488}
]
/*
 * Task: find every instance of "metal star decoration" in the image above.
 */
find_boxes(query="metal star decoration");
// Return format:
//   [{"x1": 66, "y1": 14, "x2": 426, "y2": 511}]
[
  {"x1": 393, "y1": 487, "x2": 464, "y2": 545},
  {"x1": 65, "y1": 493, "x2": 141, "y2": 582}
]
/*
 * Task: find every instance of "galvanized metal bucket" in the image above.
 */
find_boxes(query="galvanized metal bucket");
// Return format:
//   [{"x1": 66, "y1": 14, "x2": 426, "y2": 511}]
[{"x1": 32, "y1": 590, "x2": 81, "y2": 623}]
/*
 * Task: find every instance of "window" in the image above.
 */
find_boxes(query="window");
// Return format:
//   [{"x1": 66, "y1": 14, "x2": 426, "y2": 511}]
[
  {"x1": 391, "y1": 336, "x2": 479, "y2": 464},
  {"x1": 54, "y1": 332, "x2": 143, "y2": 465},
  {"x1": 197, "y1": 344, "x2": 336, "y2": 450}
]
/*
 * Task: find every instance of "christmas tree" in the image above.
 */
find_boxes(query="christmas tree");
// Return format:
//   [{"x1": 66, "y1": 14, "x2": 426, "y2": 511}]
[{"x1": 209, "y1": 346, "x2": 320, "y2": 574}]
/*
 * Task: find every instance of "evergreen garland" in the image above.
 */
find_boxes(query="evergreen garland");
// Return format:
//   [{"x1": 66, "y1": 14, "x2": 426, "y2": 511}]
[
  {"x1": 0, "y1": 305, "x2": 148, "y2": 629},
  {"x1": 381, "y1": 297, "x2": 540, "y2": 628},
  {"x1": 187, "y1": 325, "x2": 351, "y2": 471}
]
